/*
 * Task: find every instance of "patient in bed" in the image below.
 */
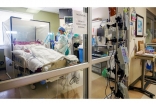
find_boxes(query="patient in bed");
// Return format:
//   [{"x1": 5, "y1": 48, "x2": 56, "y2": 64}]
[
  {"x1": 13, "y1": 44, "x2": 44, "y2": 72},
  {"x1": 13, "y1": 42, "x2": 78, "y2": 73},
  {"x1": 24, "y1": 49, "x2": 31, "y2": 53}
]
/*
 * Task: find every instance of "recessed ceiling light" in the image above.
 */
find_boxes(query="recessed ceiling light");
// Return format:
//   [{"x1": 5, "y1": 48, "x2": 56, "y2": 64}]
[{"x1": 26, "y1": 7, "x2": 42, "y2": 13}]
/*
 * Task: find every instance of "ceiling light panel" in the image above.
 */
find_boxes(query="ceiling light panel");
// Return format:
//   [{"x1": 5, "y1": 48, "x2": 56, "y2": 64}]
[{"x1": 26, "y1": 7, "x2": 44, "y2": 13}]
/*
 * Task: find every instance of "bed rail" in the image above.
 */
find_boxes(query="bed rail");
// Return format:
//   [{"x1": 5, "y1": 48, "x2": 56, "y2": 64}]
[{"x1": 13, "y1": 55, "x2": 27, "y2": 73}]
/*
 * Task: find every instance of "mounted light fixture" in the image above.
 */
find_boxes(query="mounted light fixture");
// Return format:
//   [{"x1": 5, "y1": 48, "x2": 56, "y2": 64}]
[
  {"x1": 26, "y1": 7, "x2": 43, "y2": 13},
  {"x1": 6, "y1": 31, "x2": 17, "y2": 34}
]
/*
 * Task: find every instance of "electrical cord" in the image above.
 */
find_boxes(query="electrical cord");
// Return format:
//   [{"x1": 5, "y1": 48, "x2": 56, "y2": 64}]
[
  {"x1": 46, "y1": 82, "x2": 49, "y2": 98},
  {"x1": 105, "y1": 77, "x2": 109, "y2": 98},
  {"x1": 69, "y1": 76, "x2": 79, "y2": 85},
  {"x1": 109, "y1": 45, "x2": 115, "y2": 99},
  {"x1": 105, "y1": 44, "x2": 114, "y2": 99},
  {"x1": 56, "y1": 79, "x2": 58, "y2": 99},
  {"x1": 68, "y1": 73, "x2": 76, "y2": 97}
]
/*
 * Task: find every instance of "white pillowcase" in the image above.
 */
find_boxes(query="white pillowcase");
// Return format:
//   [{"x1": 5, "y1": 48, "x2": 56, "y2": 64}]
[
  {"x1": 24, "y1": 45, "x2": 32, "y2": 50},
  {"x1": 12, "y1": 50, "x2": 24, "y2": 56},
  {"x1": 13, "y1": 45, "x2": 24, "y2": 50},
  {"x1": 24, "y1": 44, "x2": 42, "y2": 49}
]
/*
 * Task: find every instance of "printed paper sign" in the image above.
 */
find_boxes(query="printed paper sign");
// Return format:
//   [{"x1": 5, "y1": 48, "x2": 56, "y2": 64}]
[{"x1": 73, "y1": 10, "x2": 87, "y2": 34}]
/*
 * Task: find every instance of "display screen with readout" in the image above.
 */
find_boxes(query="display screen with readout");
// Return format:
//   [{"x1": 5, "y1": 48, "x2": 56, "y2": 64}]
[{"x1": 65, "y1": 17, "x2": 73, "y2": 23}]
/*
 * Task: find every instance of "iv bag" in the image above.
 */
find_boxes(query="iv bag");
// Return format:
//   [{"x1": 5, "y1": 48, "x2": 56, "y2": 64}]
[
  {"x1": 92, "y1": 37, "x2": 96, "y2": 46},
  {"x1": 68, "y1": 33, "x2": 72, "y2": 39},
  {"x1": 49, "y1": 33, "x2": 55, "y2": 41}
]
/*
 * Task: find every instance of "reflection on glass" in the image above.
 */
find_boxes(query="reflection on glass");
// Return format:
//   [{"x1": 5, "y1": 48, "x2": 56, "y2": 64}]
[
  {"x1": 146, "y1": 17, "x2": 153, "y2": 41},
  {"x1": 154, "y1": 22, "x2": 156, "y2": 38},
  {"x1": 0, "y1": 7, "x2": 87, "y2": 83},
  {"x1": 147, "y1": 18, "x2": 152, "y2": 32},
  {"x1": 91, "y1": 7, "x2": 116, "y2": 99},
  {"x1": 92, "y1": 8, "x2": 115, "y2": 60},
  {"x1": 0, "y1": 70, "x2": 84, "y2": 99}
]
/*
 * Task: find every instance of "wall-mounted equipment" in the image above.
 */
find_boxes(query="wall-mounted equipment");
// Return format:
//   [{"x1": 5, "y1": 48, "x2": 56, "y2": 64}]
[
  {"x1": 97, "y1": 27, "x2": 104, "y2": 36},
  {"x1": 64, "y1": 16, "x2": 73, "y2": 24},
  {"x1": 59, "y1": 9, "x2": 72, "y2": 19}
]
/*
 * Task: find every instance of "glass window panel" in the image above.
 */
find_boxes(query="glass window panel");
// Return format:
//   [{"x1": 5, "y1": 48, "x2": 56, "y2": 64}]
[
  {"x1": 0, "y1": 7, "x2": 88, "y2": 87},
  {"x1": 0, "y1": 70, "x2": 84, "y2": 99}
]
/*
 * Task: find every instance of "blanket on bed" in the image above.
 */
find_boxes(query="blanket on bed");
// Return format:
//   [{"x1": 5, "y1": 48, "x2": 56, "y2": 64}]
[{"x1": 23, "y1": 45, "x2": 78, "y2": 72}]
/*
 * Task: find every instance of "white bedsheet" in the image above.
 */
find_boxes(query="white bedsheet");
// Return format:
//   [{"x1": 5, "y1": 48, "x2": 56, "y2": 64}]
[
  {"x1": 30, "y1": 45, "x2": 65, "y2": 65},
  {"x1": 21, "y1": 52, "x2": 43, "y2": 72},
  {"x1": 21, "y1": 45, "x2": 78, "y2": 72}
]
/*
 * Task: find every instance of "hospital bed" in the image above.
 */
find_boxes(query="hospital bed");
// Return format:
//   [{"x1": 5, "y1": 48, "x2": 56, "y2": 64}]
[
  {"x1": 3, "y1": 16, "x2": 80, "y2": 90},
  {"x1": 12, "y1": 41, "x2": 79, "y2": 89}
]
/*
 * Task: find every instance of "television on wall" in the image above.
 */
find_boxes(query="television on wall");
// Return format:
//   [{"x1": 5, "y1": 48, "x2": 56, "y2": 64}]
[{"x1": 59, "y1": 9, "x2": 72, "y2": 19}]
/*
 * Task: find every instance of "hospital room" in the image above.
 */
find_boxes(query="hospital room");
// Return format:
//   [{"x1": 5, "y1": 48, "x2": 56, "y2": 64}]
[
  {"x1": 1, "y1": 7, "x2": 156, "y2": 99},
  {"x1": 0, "y1": 7, "x2": 113, "y2": 99},
  {"x1": 0, "y1": 7, "x2": 88, "y2": 98},
  {"x1": 0, "y1": 7, "x2": 129, "y2": 99},
  {"x1": 0, "y1": 7, "x2": 109, "y2": 99}
]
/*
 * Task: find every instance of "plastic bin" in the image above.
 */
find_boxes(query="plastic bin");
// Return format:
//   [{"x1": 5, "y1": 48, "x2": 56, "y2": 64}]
[{"x1": 79, "y1": 48, "x2": 83, "y2": 63}]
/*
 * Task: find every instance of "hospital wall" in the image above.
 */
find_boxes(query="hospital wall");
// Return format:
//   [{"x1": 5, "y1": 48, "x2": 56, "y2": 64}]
[
  {"x1": 92, "y1": 7, "x2": 123, "y2": 46},
  {"x1": 128, "y1": 7, "x2": 156, "y2": 85},
  {"x1": 128, "y1": 8, "x2": 146, "y2": 85},
  {"x1": 0, "y1": 7, "x2": 60, "y2": 33},
  {"x1": 91, "y1": 7, "x2": 155, "y2": 86},
  {"x1": 92, "y1": 7, "x2": 109, "y2": 46}
]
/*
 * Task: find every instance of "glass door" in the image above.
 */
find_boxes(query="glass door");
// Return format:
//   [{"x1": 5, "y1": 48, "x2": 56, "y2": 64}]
[
  {"x1": 146, "y1": 10, "x2": 155, "y2": 41},
  {"x1": 154, "y1": 22, "x2": 156, "y2": 38},
  {"x1": 0, "y1": 7, "x2": 91, "y2": 99},
  {"x1": 91, "y1": 7, "x2": 116, "y2": 98}
]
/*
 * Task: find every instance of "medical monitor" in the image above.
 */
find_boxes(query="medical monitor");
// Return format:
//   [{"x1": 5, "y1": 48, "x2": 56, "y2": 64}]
[{"x1": 64, "y1": 16, "x2": 73, "y2": 24}]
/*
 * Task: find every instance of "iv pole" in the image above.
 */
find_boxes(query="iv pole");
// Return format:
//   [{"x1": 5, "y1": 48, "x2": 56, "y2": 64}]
[
  {"x1": 115, "y1": 7, "x2": 119, "y2": 97},
  {"x1": 106, "y1": 7, "x2": 130, "y2": 99}
]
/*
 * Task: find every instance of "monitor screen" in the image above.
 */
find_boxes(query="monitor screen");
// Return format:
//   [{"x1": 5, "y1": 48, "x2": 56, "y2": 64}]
[
  {"x1": 97, "y1": 28, "x2": 104, "y2": 36},
  {"x1": 65, "y1": 16, "x2": 73, "y2": 23},
  {"x1": 59, "y1": 9, "x2": 72, "y2": 19}
]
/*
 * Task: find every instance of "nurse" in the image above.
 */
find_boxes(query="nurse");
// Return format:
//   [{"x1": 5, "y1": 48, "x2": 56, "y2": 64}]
[{"x1": 55, "y1": 27, "x2": 69, "y2": 55}]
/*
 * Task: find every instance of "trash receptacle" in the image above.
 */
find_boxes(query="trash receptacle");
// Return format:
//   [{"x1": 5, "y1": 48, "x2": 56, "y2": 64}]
[{"x1": 79, "y1": 48, "x2": 83, "y2": 63}]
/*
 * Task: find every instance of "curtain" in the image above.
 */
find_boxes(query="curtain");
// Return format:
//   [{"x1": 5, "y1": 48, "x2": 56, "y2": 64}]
[{"x1": 0, "y1": 10, "x2": 33, "y2": 45}]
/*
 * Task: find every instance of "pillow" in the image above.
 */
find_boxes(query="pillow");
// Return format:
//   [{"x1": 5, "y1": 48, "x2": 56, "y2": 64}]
[
  {"x1": 24, "y1": 45, "x2": 32, "y2": 49},
  {"x1": 12, "y1": 50, "x2": 24, "y2": 56},
  {"x1": 13, "y1": 45, "x2": 24, "y2": 50},
  {"x1": 13, "y1": 41, "x2": 41, "y2": 45}
]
